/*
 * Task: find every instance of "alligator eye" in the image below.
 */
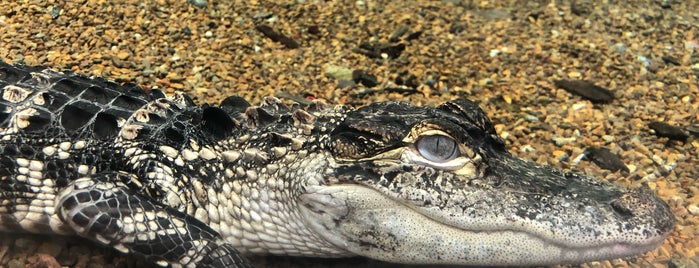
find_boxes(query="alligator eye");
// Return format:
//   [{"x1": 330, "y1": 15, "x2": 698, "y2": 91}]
[{"x1": 416, "y1": 135, "x2": 459, "y2": 162}]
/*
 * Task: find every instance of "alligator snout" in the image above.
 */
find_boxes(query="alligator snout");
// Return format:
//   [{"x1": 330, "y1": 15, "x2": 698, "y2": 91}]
[{"x1": 611, "y1": 186, "x2": 676, "y2": 234}]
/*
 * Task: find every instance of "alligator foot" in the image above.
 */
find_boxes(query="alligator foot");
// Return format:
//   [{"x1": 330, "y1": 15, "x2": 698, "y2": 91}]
[{"x1": 56, "y1": 173, "x2": 251, "y2": 268}]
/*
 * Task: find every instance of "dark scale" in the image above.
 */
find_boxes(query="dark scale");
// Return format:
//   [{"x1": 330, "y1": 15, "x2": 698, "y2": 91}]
[{"x1": 0, "y1": 61, "x2": 676, "y2": 268}]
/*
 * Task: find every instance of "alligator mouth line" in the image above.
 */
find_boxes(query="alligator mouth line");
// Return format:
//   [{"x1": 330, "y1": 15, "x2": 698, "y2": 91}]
[
  {"x1": 314, "y1": 183, "x2": 670, "y2": 265},
  {"x1": 388, "y1": 189, "x2": 670, "y2": 262}
]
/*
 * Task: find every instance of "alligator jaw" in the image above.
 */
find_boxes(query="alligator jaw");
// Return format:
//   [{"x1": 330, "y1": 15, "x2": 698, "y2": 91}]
[
  {"x1": 299, "y1": 180, "x2": 673, "y2": 266},
  {"x1": 299, "y1": 148, "x2": 674, "y2": 265}
]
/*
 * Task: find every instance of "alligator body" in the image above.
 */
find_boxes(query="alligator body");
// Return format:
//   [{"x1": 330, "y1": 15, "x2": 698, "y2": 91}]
[{"x1": 0, "y1": 61, "x2": 675, "y2": 267}]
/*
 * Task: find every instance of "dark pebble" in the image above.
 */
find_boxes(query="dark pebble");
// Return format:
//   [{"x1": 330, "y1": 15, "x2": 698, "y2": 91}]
[
  {"x1": 584, "y1": 147, "x2": 629, "y2": 173},
  {"x1": 307, "y1": 25, "x2": 320, "y2": 35},
  {"x1": 384, "y1": 87, "x2": 418, "y2": 95},
  {"x1": 49, "y1": 6, "x2": 61, "y2": 20},
  {"x1": 354, "y1": 42, "x2": 405, "y2": 59},
  {"x1": 405, "y1": 31, "x2": 423, "y2": 41},
  {"x1": 449, "y1": 23, "x2": 466, "y2": 34},
  {"x1": 352, "y1": 70, "x2": 378, "y2": 88},
  {"x1": 395, "y1": 72, "x2": 419, "y2": 88},
  {"x1": 648, "y1": 121, "x2": 689, "y2": 142},
  {"x1": 187, "y1": 0, "x2": 208, "y2": 8},
  {"x1": 570, "y1": 1, "x2": 591, "y2": 16},
  {"x1": 388, "y1": 24, "x2": 408, "y2": 42},
  {"x1": 554, "y1": 80, "x2": 615, "y2": 103},
  {"x1": 255, "y1": 25, "x2": 300, "y2": 49},
  {"x1": 337, "y1": 79, "x2": 357, "y2": 89},
  {"x1": 686, "y1": 124, "x2": 699, "y2": 137},
  {"x1": 662, "y1": 55, "x2": 680, "y2": 65}
]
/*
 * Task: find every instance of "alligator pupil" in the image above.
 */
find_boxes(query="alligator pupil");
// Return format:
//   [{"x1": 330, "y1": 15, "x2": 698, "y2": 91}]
[{"x1": 416, "y1": 134, "x2": 458, "y2": 162}]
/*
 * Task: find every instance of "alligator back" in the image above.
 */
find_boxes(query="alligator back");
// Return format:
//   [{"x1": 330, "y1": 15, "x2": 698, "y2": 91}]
[{"x1": 0, "y1": 61, "x2": 235, "y2": 233}]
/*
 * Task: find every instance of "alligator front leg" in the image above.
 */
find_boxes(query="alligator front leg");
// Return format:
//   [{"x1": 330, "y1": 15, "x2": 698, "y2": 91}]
[{"x1": 56, "y1": 174, "x2": 250, "y2": 268}]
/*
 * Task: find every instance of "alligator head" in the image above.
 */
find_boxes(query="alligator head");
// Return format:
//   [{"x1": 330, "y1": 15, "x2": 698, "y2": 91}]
[{"x1": 298, "y1": 98, "x2": 674, "y2": 265}]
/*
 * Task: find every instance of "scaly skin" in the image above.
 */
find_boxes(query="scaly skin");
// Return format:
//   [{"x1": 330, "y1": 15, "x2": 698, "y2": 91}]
[{"x1": 0, "y1": 61, "x2": 675, "y2": 267}]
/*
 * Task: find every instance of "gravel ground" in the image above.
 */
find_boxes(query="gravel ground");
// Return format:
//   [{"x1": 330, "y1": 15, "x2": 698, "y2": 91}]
[{"x1": 1, "y1": 0, "x2": 697, "y2": 267}]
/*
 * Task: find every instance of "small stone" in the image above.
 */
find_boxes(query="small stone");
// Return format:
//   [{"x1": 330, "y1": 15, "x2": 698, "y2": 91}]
[
  {"x1": 30, "y1": 253, "x2": 61, "y2": 268},
  {"x1": 552, "y1": 136, "x2": 576, "y2": 146},
  {"x1": 188, "y1": 0, "x2": 208, "y2": 8},
  {"x1": 554, "y1": 80, "x2": 615, "y2": 103},
  {"x1": 324, "y1": 65, "x2": 354, "y2": 81},
  {"x1": 116, "y1": 50, "x2": 130, "y2": 60},
  {"x1": 49, "y1": 5, "x2": 61, "y2": 20},
  {"x1": 688, "y1": 204, "x2": 699, "y2": 216},
  {"x1": 567, "y1": 71, "x2": 581, "y2": 78}
]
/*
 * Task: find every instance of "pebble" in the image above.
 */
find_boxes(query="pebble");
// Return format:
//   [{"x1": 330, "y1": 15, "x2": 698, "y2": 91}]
[
  {"x1": 352, "y1": 70, "x2": 378, "y2": 88},
  {"x1": 554, "y1": 80, "x2": 615, "y2": 103},
  {"x1": 7, "y1": 259, "x2": 24, "y2": 268},
  {"x1": 689, "y1": 204, "x2": 699, "y2": 216},
  {"x1": 29, "y1": 254, "x2": 60, "y2": 268},
  {"x1": 116, "y1": 50, "x2": 130, "y2": 60},
  {"x1": 324, "y1": 65, "x2": 353, "y2": 81},
  {"x1": 648, "y1": 121, "x2": 689, "y2": 142},
  {"x1": 552, "y1": 136, "x2": 576, "y2": 146},
  {"x1": 255, "y1": 25, "x2": 300, "y2": 49},
  {"x1": 584, "y1": 147, "x2": 630, "y2": 173},
  {"x1": 36, "y1": 241, "x2": 64, "y2": 257},
  {"x1": 188, "y1": 0, "x2": 208, "y2": 8}
]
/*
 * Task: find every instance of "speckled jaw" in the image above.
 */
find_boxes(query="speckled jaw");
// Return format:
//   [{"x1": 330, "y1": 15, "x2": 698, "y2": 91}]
[
  {"x1": 303, "y1": 98, "x2": 675, "y2": 265},
  {"x1": 301, "y1": 155, "x2": 674, "y2": 265},
  {"x1": 300, "y1": 185, "x2": 668, "y2": 265}
]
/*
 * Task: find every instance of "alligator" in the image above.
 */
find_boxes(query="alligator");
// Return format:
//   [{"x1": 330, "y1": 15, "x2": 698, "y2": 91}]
[{"x1": 0, "y1": 61, "x2": 675, "y2": 267}]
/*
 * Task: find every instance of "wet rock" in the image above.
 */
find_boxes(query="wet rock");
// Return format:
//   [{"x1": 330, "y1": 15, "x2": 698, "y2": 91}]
[
  {"x1": 554, "y1": 80, "x2": 615, "y2": 103},
  {"x1": 584, "y1": 147, "x2": 629, "y2": 173},
  {"x1": 648, "y1": 121, "x2": 689, "y2": 142}
]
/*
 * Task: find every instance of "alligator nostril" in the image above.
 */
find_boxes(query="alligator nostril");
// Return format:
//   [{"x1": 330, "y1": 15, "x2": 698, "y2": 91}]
[{"x1": 610, "y1": 199, "x2": 634, "y2": 219}]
